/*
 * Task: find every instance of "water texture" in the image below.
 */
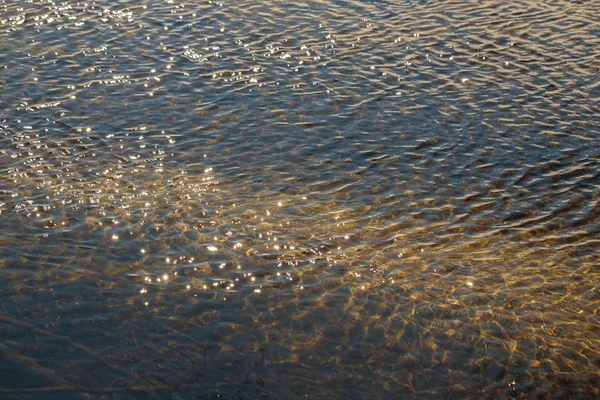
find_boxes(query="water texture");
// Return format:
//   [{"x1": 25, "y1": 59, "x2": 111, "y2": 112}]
[{"x1": 0, "y1": 0, "x2": 599, "y2": 398}]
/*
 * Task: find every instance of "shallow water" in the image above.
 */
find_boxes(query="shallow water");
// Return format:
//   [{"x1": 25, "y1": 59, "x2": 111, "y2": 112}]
[{"x1": 0, "y1": 0, "x2": 599, "y2": 398}]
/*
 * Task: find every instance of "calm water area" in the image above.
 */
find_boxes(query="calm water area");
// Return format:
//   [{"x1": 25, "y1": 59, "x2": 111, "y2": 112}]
[{"x1": 1, "y1": 0, "x2": 599, "y2": 398}]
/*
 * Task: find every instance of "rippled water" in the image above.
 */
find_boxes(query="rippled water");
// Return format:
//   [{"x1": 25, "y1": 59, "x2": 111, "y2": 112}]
[{"x1": 1, "y1": 0, "x2": 599, "y2": 398}]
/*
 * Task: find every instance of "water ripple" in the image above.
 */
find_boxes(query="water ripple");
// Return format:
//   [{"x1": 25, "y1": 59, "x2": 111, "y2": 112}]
[{"x1": 1, "y1": 0, "x2": 599, "y2": 398}]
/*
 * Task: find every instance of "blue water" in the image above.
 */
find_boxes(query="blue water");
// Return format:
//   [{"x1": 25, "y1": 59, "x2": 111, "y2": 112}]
[{"x1": 1, "y1": 0, "x2": 599, "y2": 398}]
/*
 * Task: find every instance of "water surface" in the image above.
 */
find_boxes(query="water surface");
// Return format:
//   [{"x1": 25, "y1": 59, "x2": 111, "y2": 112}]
[{"x1": 1, "y1": 0, "x2": 599, "y2": 398}]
